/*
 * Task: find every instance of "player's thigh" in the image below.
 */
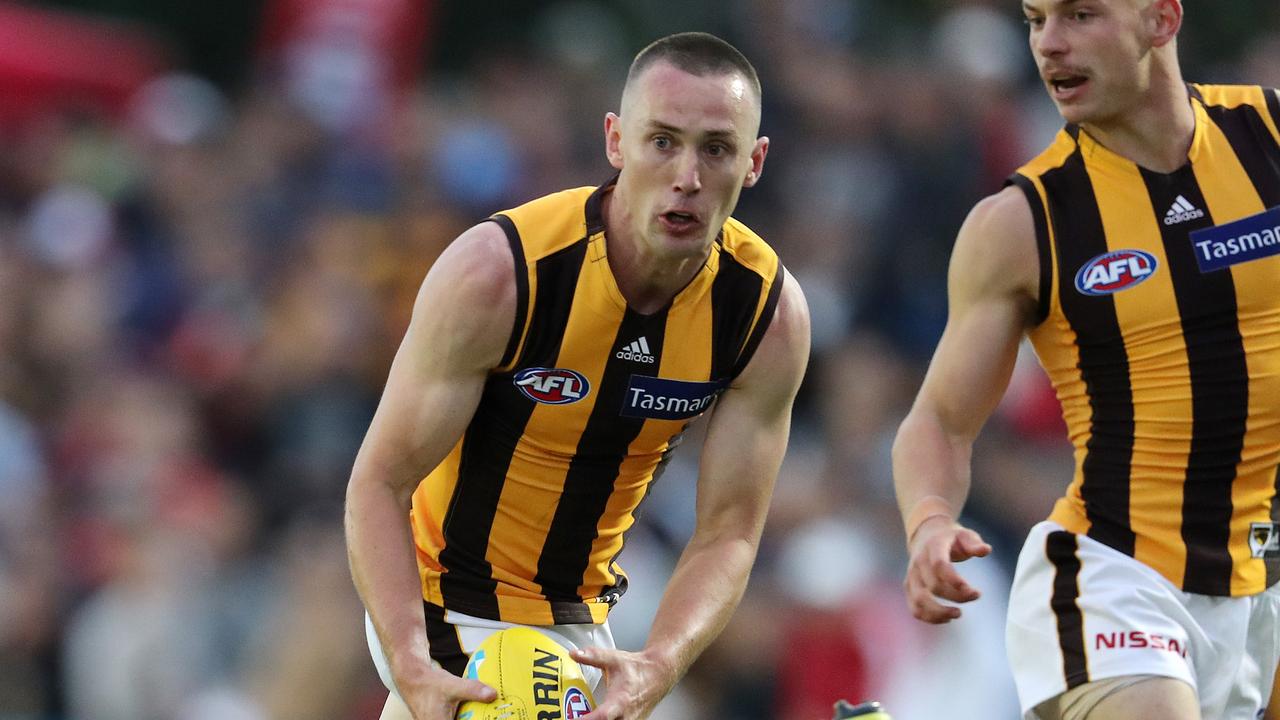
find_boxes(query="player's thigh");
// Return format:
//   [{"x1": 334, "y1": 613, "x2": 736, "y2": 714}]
[
  {"x1": 1034, "y1": 675, "x2": 1195, "y2": 720},
  {"x1": 1087, "y1": 677, "x2": 1199, "y2": 720},
  {"x1": 379, "y1": 692, "x2": 415, "y2": 720}
]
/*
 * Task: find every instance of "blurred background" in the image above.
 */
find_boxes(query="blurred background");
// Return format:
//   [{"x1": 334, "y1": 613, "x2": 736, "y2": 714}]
[{"x1": 1, "y1": 0, "x2": 1278, "y2": 718}]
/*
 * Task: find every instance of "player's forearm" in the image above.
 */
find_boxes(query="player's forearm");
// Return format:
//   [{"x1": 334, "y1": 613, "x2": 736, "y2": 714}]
[
  {"x1": 892, "y1": 406, "x2": 975, "y2": 541},
  {"x1": 345, "y1": 468, "x2": 432, "y2": 676},
  {"x1": 639, "y1": 530, "x2": 760, "y2": 687}
]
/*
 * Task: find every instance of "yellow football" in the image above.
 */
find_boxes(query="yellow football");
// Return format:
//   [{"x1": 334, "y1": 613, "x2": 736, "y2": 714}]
[{"x1": 456, "y1": 627, "x2": 596, "y2": 720}]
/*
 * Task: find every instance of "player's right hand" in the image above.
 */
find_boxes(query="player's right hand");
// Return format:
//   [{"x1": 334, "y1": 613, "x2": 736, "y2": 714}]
[
  {"x1": 903, "y1": 515, "x2": 992, "y2": 624},
  {"x1": 396, "y1": 664, "x2": 497, "y2": 720}
]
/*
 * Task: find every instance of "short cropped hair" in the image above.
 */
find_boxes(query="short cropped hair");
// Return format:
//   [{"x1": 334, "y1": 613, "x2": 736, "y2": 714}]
[{"x1": 625, "y1": 32, "x2": 761, "y2": 103}]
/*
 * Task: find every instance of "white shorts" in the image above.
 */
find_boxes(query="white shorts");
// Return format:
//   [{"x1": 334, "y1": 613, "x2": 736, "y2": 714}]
[
  {"x1": 1006, "y1": 521, "x2": 1280, "y2": 720},
  {"x1": 366, "y1": 603, "x2": 615, "y2": 700}
]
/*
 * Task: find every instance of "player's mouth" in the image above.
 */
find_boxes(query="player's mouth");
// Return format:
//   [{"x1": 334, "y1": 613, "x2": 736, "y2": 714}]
[
  {"x1": 658, "y1": 209, "x2": 702, "y2": 235},
  {"x1": 1047, "y1": 72, "x2": 1089, "y2": 102}
]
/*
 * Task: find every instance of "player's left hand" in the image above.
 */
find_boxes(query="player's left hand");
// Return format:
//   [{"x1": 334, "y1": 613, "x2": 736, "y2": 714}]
[{"x1": 570, "y1": 646, "x2": 677, "y2": 720}]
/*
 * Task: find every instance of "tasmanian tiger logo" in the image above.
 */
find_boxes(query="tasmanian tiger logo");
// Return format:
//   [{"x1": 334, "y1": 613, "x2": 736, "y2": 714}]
[{"x1": 1249, "y1": 522, "x2": 1280, "y2": 559}]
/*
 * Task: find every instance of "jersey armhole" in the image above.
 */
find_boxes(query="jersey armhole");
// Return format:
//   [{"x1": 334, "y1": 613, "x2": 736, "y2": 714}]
[
  {"x1": 489, "y1": 214, "x2": 531, "y2": 371},
  {"x1": 729, "y1": 263, "x2": 785, "y2": 380},
  {"x1": 1264, "y1": 87, "x2": 1280, "y2": 148},
  {"x1": 1006, "y1": 174, "x2": 1053, "y2": 326}
]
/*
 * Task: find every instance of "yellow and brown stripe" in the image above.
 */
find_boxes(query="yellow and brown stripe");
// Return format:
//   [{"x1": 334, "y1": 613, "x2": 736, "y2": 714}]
[
  {"x1": 1011, "y1": 85, "x2": 1280, "y2": 597},
  {"x1": 411, "y1": 176, "x2": 783, "y2": 623}
]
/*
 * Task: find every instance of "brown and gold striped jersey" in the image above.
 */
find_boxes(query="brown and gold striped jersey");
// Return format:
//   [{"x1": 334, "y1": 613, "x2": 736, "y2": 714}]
[
  {"x1": 410, "y1": 176, "x2": 783, "y2": 623},
  {"x1": 1010, "y1": 84, "x2": 1280, "y2": 597}
]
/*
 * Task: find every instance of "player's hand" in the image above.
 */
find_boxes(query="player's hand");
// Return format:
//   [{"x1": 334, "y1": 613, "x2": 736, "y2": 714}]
[
  {"x1": 396, "y1": 663, "x2": 497, "y2": 720},
  {"x1": 904, "y1": 515, "x2": 992, "y2": 624},
  {"x1": 571, "y1": 646, "x2": 677, "y2": 720}
]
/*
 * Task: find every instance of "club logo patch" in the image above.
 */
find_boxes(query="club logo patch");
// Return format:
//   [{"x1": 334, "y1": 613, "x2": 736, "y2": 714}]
[
  {"x1": 1250, "y1": 522, "x2": 1280, "y2": 559},
  {"x1": 513, "y1": 368, "x2": 590, "y2": 405},
  {"x1": 564, "y1": 687, "x2": 592, "y2": 718},
  {"x1": 1074, "y1": 250, "x2": 1158, "y2": 296}
]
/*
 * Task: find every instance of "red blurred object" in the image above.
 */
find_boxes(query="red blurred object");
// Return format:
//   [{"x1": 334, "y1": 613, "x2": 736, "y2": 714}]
[
  {"x1": 256, "y1": 0, "x2": 434, "y2": 91},
  {"x1": 775, "y1": 607, "x2": 871, "y2": 720},
  {"x1": 999, "y1": 354, "x2": 1068, "y2": 441},
  {"x1": 0, "y1": 2, "x2": 169, "y2": 127}
]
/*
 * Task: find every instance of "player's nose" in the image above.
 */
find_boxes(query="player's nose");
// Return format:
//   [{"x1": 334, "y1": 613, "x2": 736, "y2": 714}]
[{"x1": 672, "y1": 149, "x2": 701, "y2": 194}]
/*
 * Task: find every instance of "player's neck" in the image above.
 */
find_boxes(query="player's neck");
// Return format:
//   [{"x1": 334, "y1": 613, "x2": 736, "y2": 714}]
[
  {"x1": 603, "y1": 191, "x2": 709, "y2": 315},
  {"x1": 1079, "y1": 64, "x2": 1194, "y2": 174}
]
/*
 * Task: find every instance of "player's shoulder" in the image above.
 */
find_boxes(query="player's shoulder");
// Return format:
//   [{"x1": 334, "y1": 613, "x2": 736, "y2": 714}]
[
  {"x1": 713, "y1": 216, "x2": 800, "y2": 386},
  {"x1": 1190, "y1": 82, "x2": 1277, "y2": 109},
  {"x1": 499, "y1": 185, "x2": 597, "y2": 217},
  {"x1": 730, "y1": 265, "x2": 810, "y2": 400},
  {"x1": 950, "y1": 186, "x2": 1039, "y2": 302},
  {"x1": 719, "y1": 215, "x2": 779, "y2": 279},
  {"x1": 402, "y1": 219, "x2": 518, "y2": 369},
  {"x1": 770, "y1": 267, "x2": 810, "y2": 347},
  {"x1": 962, "y1": 186, "x2": 1035, "y2": 247},
  {"x1": 426, "y1": 221, "x2": 517, "y2": 309},
  {"x1": 1012, "y1": 127, "x2": 1079, "y2": 181},
  {"x1": 495, "y1": 185, "x2": 600, "y2": 261}
]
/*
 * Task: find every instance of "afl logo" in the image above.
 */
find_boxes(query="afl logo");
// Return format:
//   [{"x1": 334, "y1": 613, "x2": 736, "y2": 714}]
[
  {"x1": 1074, "y1": 250, "x2": 1158, "y2": 296},
  {"x1": 513, "y1": 368, "x2": 590, "y2": 405},
  {"x1": 564, "y1": 688, "x2": 592, "y2": 718}
]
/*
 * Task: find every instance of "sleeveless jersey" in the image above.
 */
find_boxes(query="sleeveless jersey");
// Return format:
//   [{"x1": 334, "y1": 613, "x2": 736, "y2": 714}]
[
  {"x1": 410, "y1": 177, "x2": 783, "y2": 623},
  {"x1": 1009, "y1": 84, "x2": 1280, "y2": 597}
]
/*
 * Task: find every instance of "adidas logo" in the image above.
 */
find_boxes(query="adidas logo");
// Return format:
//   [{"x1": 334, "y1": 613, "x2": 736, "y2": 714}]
[
  {"x1": 616, "y1": 336, "x2": 655, "y2": 364},
  {"x1": 1164, "y1": 195, "x2": 1205, "y2": 225}
]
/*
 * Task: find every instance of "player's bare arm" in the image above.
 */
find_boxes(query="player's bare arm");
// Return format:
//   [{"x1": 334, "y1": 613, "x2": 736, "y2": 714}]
[
  {"x1": 574, "y1": 273, "x2": 811, "y2": 720},
  {"x1": 345, "y1": 221, "x2": 515, "y2": 719},
  {"x1": 892, "y1": 186, "x2": 1040, "y2": 624}
]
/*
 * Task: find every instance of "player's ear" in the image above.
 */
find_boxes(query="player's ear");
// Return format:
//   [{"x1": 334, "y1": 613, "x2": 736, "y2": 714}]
[
  {"x1": 605, "y1": 113, "x2": 624, "y2": 170},
  {"x1": 743, "y1": 136, "x2": 769, "y2": 188},
  {"x1": 1147, "y1": 0, "x2": 1181, "y2": 48}
]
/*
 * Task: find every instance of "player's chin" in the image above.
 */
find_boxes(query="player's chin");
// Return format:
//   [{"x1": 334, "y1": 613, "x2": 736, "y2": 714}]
[{"x1": 1055, "y1": 99, "x2": 1105, "y2": 126}]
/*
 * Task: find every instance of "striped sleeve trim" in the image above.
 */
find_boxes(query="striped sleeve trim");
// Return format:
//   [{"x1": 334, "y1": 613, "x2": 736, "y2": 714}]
[
  {"x1": 490, "y1": 214, "x2": 530, "y2": 371},
  {"x1": 1007, "y1": 174, "x2": 1053, "y2": 325},
  {"x1": 730, "y1": 263, "x2": 784, "y2": 379},
  {"x1": 1265, "y1": 87, "x2": 1280, "y2": 147}
]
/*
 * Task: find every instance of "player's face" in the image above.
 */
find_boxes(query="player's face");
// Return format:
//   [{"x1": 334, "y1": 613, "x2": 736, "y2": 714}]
[
  {"x1": 605, "y1": 61, "x2": 767, "y2": 260},
  {"x1": 1024, "y1": 0, "x2": 1154, "y2": 125}
]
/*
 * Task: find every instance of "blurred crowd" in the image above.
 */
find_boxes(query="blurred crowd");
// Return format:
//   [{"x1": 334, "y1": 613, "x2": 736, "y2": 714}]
[{"x1": 1, "y1": 1, "x2": 1278, "y2": 719}]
